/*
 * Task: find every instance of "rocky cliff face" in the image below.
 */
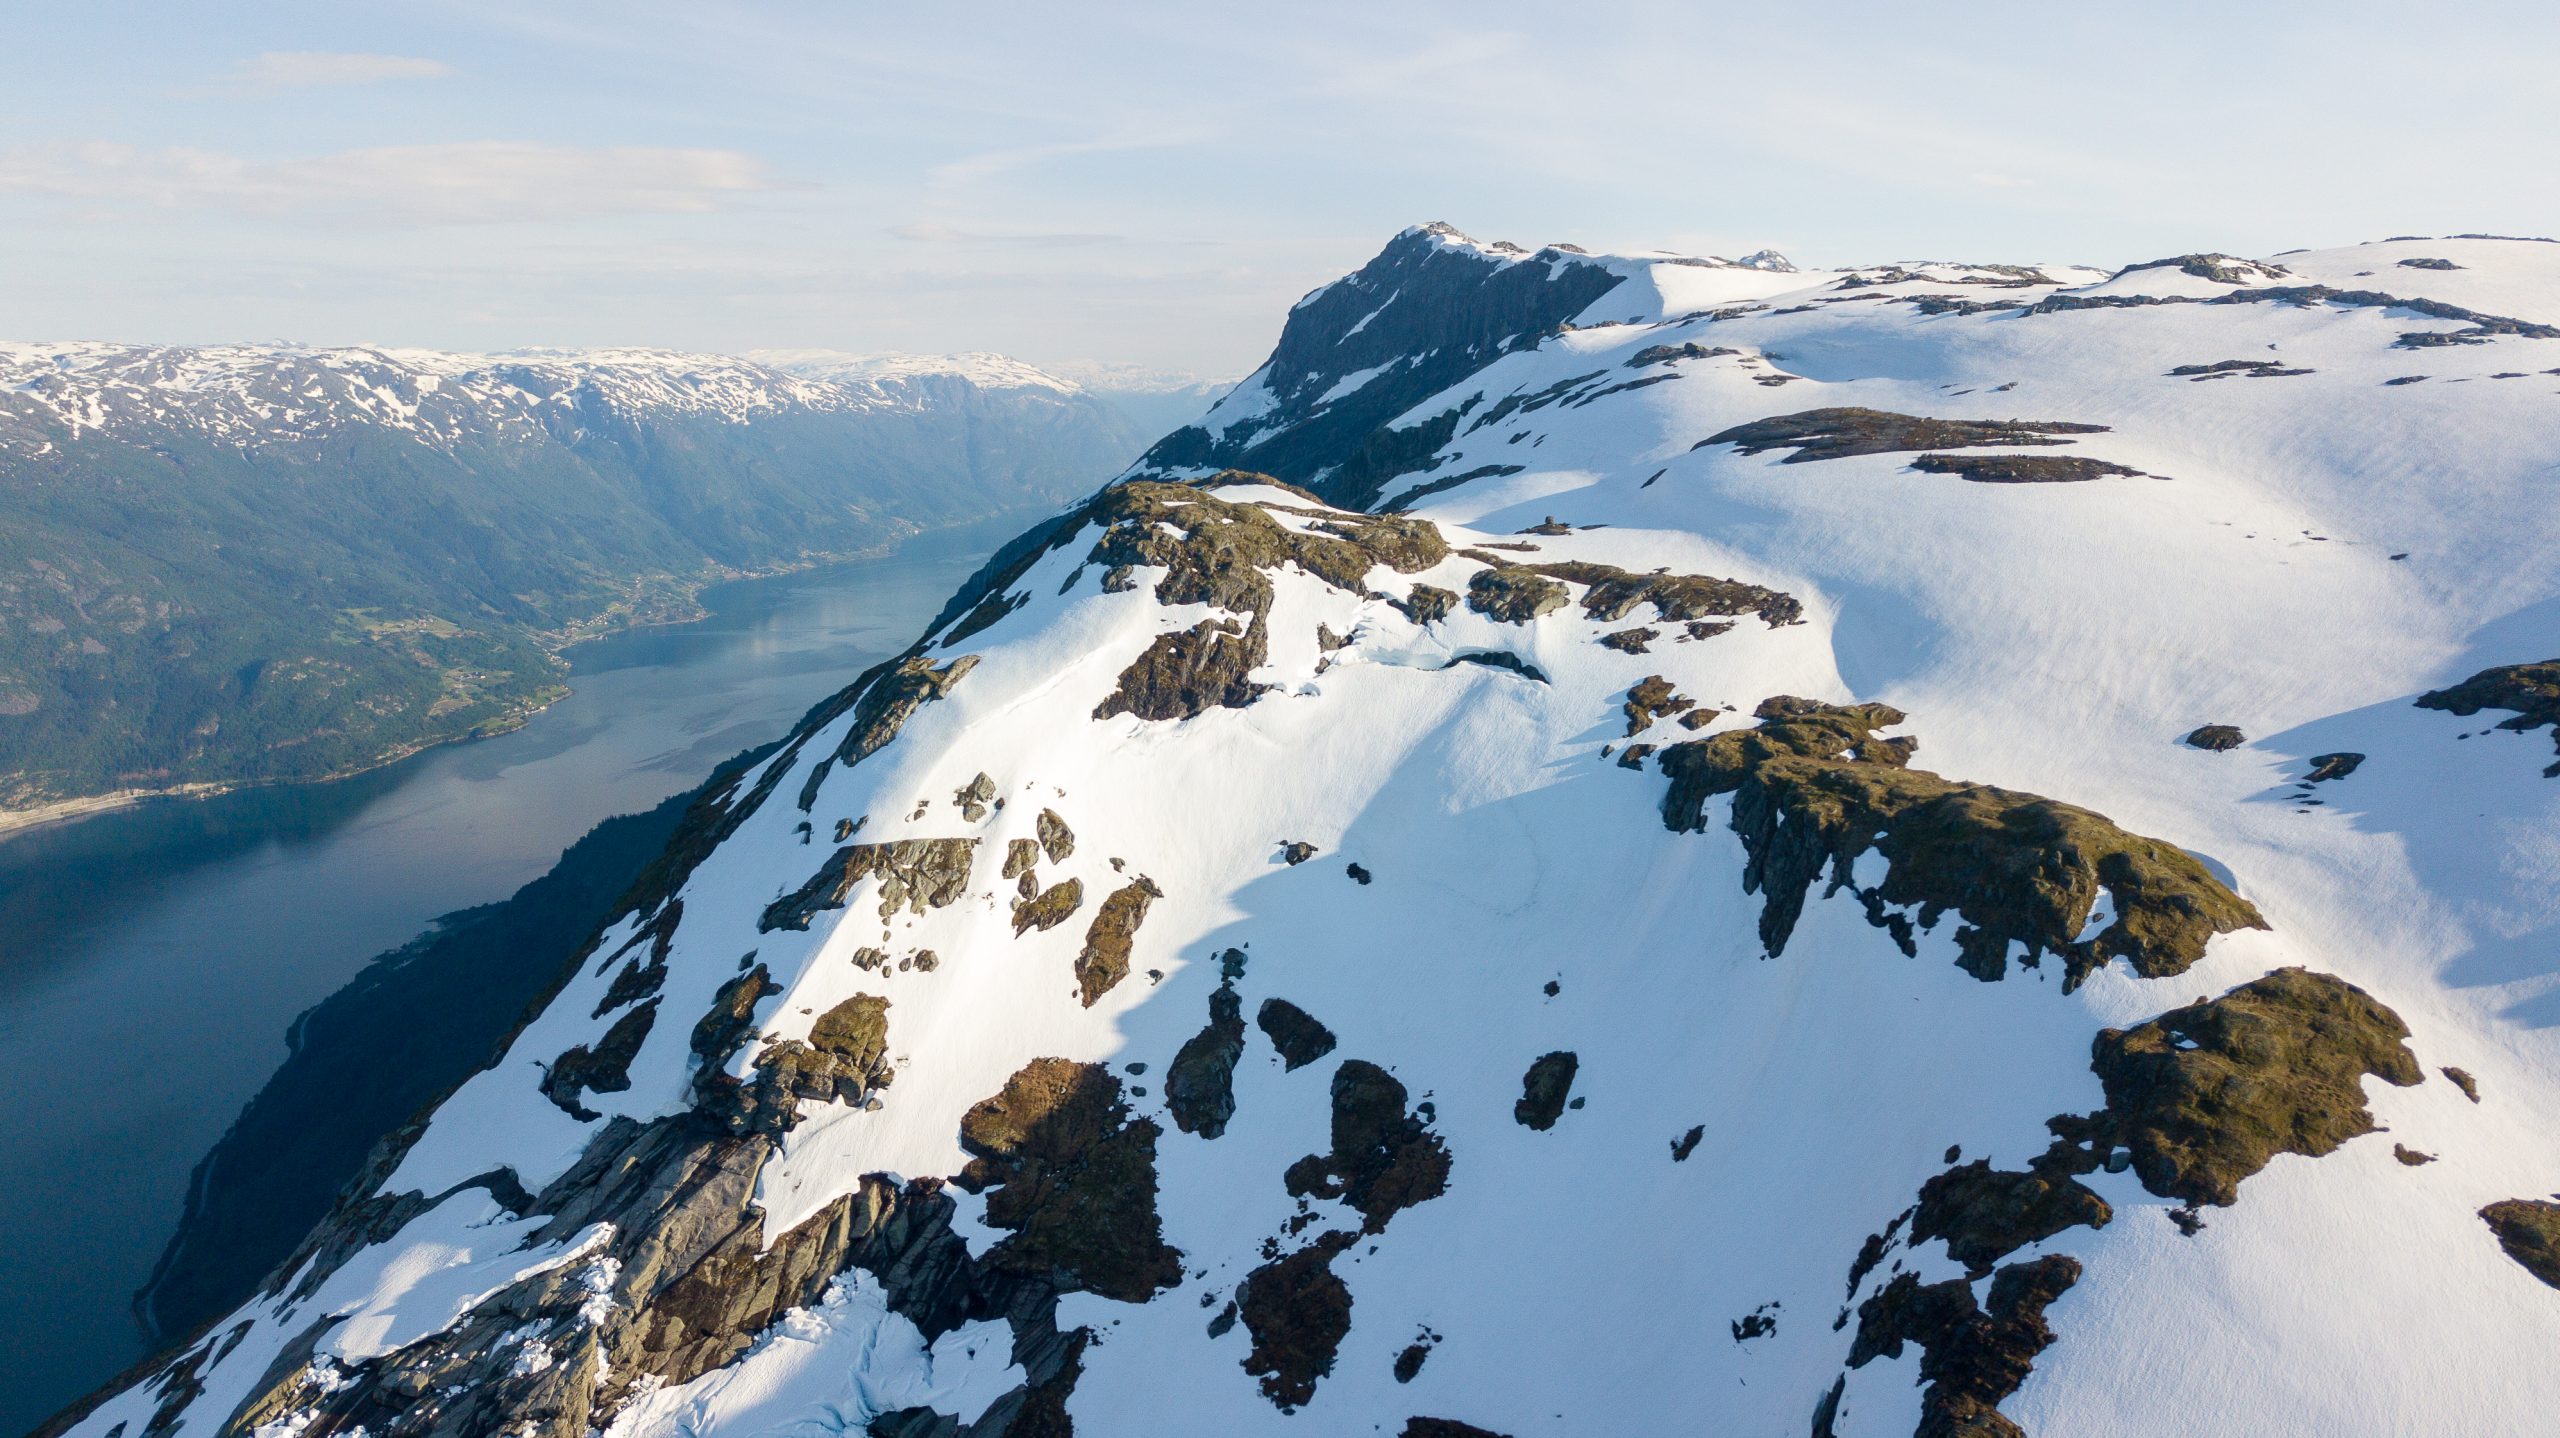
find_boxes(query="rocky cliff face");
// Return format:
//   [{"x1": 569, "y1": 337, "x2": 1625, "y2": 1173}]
[{"x1": 45, "y1": 227, "x2": 2560, "y2": 1437}]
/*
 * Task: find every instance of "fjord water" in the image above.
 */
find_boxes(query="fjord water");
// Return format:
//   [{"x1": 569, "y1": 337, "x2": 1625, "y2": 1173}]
[{"x1": 0, "y1": 515, "x2": 1017, "y2": 1433}]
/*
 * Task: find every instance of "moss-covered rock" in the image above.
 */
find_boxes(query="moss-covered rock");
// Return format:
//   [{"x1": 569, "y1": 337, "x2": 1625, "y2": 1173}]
[
  {"x1": 956, "y1": 1058, "x2": 1183, "y2": 1302},
  {"x1": 1399, "y1": 583, "x2": 1458, "y2": 624},
  {"x1": 759, "y1": 838, "x2": 978, "y2": 932},
  {"x1": 2418, "y1": 659, "x2": 2560, "y2": 776},
  {"x1": 1699, "y1": 407, "x2": 2106, "y2": 463},
  {"x1": 2074, "y1": 967, "x2": 2421, "y2": 1207},
  {"x1": 1094, "y1": 616, "x2": 1271, "y2": 722},
  {"x1": 1465, "y1": 552, "x2": 1803, "y2": 629},
  {"x1": 2481, "y1": 1200, "x2": 2560, "y2": 1288},
  {"x1": 1465, "y1": 565, "x2": 1570, "y2": 623},
  {"x1": 1514, "y1": 1051, "x2": 1579, "y2": 1130},
  {"x1": 1012, "y1": 876, "x2": 1086, "y2": 936},
  {"x1": 1258, "y1": 998, "x2": 1338, "y2": 1071},
  {"x1": 1167, "y1": 983, "x2": 1246, "y2": 1138},
  {"x1": 1284, "y1": 1060, "x2": 1452, "y2": 1233},
  {"x1": 1657, "y1": 697, "x2": 2266, "y2": 986},
  {"x1": 1238, "y1": 1231, "x2": 1356, "y2": 1411},
  {"x1": 1075, "y1": 876, "x2": 1164, "y2": 1006}
]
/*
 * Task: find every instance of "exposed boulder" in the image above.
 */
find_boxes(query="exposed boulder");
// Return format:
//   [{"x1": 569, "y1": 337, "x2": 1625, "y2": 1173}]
[
  {"x1": 1037, "y1": 807, "x2": 1076, "y2": 862},
  {"x1": 1514, "y1": 1052, "x2": 1579, "y2": 1130},
  {"x1": 1258, "y1": 998, "x2": 1339, "y2": 1071},
  {"x1": 2183, "y1": 724, "x2": 2245, "y2": 751},
  {"x1": 1012, "y1": 877, "x2": 1086, "y2": 936},
  {"x1": 1909, "y1": 453, "x2": 2147, "y2": 484}
]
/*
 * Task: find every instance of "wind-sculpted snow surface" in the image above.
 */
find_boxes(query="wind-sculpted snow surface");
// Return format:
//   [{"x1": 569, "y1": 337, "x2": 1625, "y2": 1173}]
[{"x1": 45, "y1": 226, "x2": 2560, "y2": 1437}]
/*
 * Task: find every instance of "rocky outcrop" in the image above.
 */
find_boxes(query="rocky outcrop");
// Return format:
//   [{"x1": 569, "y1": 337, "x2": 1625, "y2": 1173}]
[
  {"x1": 1698, "y1": 407, "x2": 2106, "y2": 463},
  {"x1": 1166, "y1": 982, "x2": 1246, "y2": 1138},
  {"x1": 540, "y1": 1000, "x2": 659, "y2": 1121},
  {"x1": 1011, "y1": 877, "x2": 1085, "y2": 935},
  {"x1": 1624, "y1": 676, "x2": 1692, "y2": 736},
  {"x1": 2419, "y1": 659, "x2": 2560, "y2": 775},
  {"x1": 2481, "y1": 1200, "x2": 2560, "y2": 1288},
  {"x1": 1094, "y1": 617, "x2": 1271, "y2": 721},
  {"x1": 1238, "y1": 1231, "x2": 1356, "y2": 1411},
  {"x1": 1657, "y1": 697, "x2": 2266, "y2": 986},
  {"x1": 1283, "y1": 1061, "x2": 1452, "y2": 1233},
  {"x1": 1908, "y1": 453, "x2": 2146, "y2": 483},
  {"x1": 1074, "y1": 877, "x2": 1164, "y2": 1006},
  {"x1": 1460, "y1": 551, "x2": 1802, "y2": 630},
  {"x1": 1036, "y1": 808, "x2": 1075, "y2": 863},
  {"x1": 1849, "y1": 1254, "x2": 2081, "y2": 1438},
  {"x1": 956, "y1": 1059, "x2": 1184, "y2": 1303},
  {"x1": 1085, "y1": 480, "x2": 1450, "y2": 721},
  {"x1": 707, "y1": 993, "x2": 894, "y2": 1135},
  {"x1": 2183, "y1": 724, "x2": 2245, "y2": 751},
  {"x1": 2070, "y1": 967, "x2": 2421, "y2": 1207},
  {"x1": 760, "y1": 838, "x2": 978, "y2": 931}
]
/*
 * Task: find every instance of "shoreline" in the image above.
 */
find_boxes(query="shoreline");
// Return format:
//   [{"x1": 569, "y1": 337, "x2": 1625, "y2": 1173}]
[{"x1": 0, "y1": 512, "x2": 1017, "y2": 845}]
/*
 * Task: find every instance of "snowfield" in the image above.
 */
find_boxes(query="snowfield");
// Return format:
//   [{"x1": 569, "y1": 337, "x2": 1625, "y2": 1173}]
[{"x1": 48, "y1": 225, "x2": 2560, "y2": 1438}]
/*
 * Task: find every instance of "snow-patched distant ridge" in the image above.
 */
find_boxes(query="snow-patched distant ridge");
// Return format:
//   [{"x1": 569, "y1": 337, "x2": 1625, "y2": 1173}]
[{"x1": 0, "y1": 342, "x2": 1108, "y2": 451}]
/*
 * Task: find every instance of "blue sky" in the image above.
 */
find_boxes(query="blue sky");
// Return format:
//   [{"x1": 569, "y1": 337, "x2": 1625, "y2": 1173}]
[{"x1": 3, "y1": 1, "x2": 2555, "y2": 374}]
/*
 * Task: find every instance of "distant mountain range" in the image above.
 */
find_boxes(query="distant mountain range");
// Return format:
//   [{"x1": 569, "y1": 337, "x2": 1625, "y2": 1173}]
[{"x1": 0, "y1": 343, "x2": 1223, "y2": 822}]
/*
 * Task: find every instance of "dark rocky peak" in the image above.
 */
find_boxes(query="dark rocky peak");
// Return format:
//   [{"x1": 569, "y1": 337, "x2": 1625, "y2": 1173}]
[{"x1": 1131, "y1": 225, "x2": 1628, "y2": 510}]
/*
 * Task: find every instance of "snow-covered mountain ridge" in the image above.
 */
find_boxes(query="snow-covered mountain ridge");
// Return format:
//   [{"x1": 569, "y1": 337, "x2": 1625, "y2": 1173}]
[
  {"x1": 0, "y1": 343, "x2": 1125, "y2": 454},
  {"x1": 46, "y1": 224, "x2": 2560, "y2": 1438}
]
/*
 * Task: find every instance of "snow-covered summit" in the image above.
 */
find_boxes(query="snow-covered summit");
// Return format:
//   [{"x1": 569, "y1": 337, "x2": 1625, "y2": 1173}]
[{"x1": 46, "y1": 225, "x2": 2560, "y2": 1438}]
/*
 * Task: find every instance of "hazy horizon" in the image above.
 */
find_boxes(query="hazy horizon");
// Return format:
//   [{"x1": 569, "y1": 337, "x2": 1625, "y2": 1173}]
[{"x1": 5, "y1": 1, "x2": 2556, "y2": 375}]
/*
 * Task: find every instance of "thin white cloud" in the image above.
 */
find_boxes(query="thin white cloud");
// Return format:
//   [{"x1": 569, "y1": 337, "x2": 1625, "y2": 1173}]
[
  {"x1": 926, "y1": 129, "x2": 1210, "y2": 191},
  {"x1": 211, "y1": 51, "x2": 455, "y2": 92},
  {"x1": 0, "y1": 141, "x2": 772, "y2": 225},
  {"x1": 889, "y1": 222, "x2": 1126, "y2": 246}
]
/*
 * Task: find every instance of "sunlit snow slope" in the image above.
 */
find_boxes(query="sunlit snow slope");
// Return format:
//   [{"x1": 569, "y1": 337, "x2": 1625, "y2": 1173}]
[{"x1": 47, "y1": 225, "x2": 2560, "y2": 1438}]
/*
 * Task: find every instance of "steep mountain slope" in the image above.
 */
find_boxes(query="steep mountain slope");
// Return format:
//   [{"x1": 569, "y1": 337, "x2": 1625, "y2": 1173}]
[
  {"x1": 0, "y1": 345, "x2": 1145, "y2": 820},
  {"x1": 46, "y1": 225, "x2": 2560, "y2": 1438}
]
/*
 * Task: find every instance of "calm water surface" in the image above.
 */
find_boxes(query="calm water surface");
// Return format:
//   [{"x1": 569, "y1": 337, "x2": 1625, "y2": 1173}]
[{"x1": 0, "y1": 516, "x2": 1013, "y2": 1432}]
